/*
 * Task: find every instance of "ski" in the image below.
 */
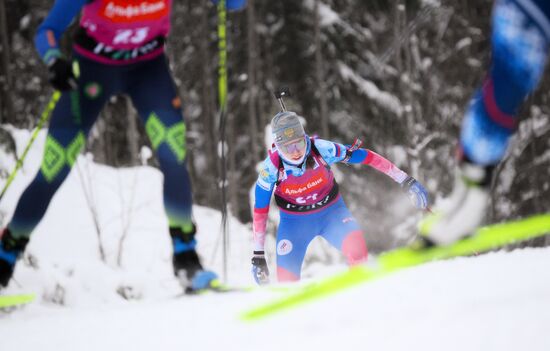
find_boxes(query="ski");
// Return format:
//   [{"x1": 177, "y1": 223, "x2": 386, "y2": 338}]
[
  {"x1": 241, "y1": 213, "x2": 550, "y2": 321},
  {"x1": 184, "y1": 280, "x2": 298, "y2": 296},
  {"x1": 183, "y1": 280, "x2": 244, "y2": 295},
  {"x1": 0, "y1": 293, "x2": 36, "y2": 310}
]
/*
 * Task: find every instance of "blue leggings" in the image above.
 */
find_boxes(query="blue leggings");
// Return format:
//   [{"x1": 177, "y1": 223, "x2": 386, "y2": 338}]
[
  {"x1": 276, "y1": 197, "x2": 368, "y2": 281},
  {"x1": 9, "y1": 53, "x2": 193, "y2": 238}
]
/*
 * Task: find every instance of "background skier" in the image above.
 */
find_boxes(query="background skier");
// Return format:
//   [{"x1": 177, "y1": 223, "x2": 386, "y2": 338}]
[
  {"x1": 0, "y1": 0, "x2": 246, "y2": 291},
  {"x1": 416, "y1": 0, "x2": 550, "y2": 248}
]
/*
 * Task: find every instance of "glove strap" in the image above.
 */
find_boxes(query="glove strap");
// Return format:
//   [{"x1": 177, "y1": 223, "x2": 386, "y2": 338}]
[{"x1": 400, "y1": 175, "x2": 415, "y2": 190}]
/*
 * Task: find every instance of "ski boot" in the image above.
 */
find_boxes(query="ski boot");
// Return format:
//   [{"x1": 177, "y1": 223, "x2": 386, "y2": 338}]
[
  {"x1": 413, "y1": 158, "x2": 494, "y2": 249},
  {"x1": 170, "y1": 224, "x2": 218, "y2": 293},
  {"x1": 0, "y1": 228, "x2": 28, "y2": 288}
]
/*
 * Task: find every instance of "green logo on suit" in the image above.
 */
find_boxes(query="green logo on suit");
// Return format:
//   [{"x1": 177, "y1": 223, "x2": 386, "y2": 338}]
[
  {"x1": 145, "y1": 113, "x2": 186, "y2": 163},
  {"x1": 41, "y1": 133, "x2": 86, "y2": 182}
]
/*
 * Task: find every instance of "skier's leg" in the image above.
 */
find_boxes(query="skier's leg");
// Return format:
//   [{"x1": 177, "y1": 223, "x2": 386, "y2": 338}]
[
  {"x1": 461, "y1": 0, "x2": 550, "y2": 165},
  {"x1": 1, "y1": 55, "x2": 115, "y2": 287},
  {"x1": 8, "y1": 57, "x2": 114, "y2": 239},
  {"x1": 319, "y1": 198, "x2": 368, "y2": 266},
  {"x1": 418, "y1": 0, "x2": 550, "y2": 247},
  {"x1": 128, "y1": 55, "x2": 213, "y2": 289},
  {"x1": 128, "y1": 55, "x2": 193, "y2": 232},
  {"x1": 7, "y1": 92, "x2": 83, "y2": 239},
  {"x1": 275, "y1": 215, "x2": 315, "y2": 282}
]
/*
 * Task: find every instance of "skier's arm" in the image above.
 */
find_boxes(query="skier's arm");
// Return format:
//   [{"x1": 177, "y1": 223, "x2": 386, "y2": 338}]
[
  {"x1": 314, "y1": 138, "x2": 428, "y2": 208},
  {"x1": 347, "y1": 149, "x2": 408, "y2": 183},
  {"x1": 34, "y1": 0, "x2": 87, "y2": 64},
  {"x1": 252, "y1": 181, "x2": 272, "y2": 285},
  {"x1": 252, "y1": 159, "x2": 277, "y2": 251},
  {"x1": 347, "y1": 148, "x2": 430, "y2": 209},
  {"x1": 315, "y1": 138, "x2": 407, "y2": 182},
  {"x1": 253, "y1": 184, "x2": 273, "y2": 251},
  {"x1": 251, "y1": 179, "x2": 273, "y2": 285}
]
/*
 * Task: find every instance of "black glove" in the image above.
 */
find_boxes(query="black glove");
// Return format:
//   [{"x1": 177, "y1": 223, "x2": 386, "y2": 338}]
[
  {"x1": 251, "y1": 251, "x2": 269, "y2": 285},
  {"x1": 48, "y1": 58, "x2": 77, "y2": 91}
]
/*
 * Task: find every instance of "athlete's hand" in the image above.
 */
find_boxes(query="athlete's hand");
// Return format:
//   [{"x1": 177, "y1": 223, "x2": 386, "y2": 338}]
[
  {"x1": 48, "y1": 58, "x2": 77, "y2": 91},
  {"x1": 251, "y1": 251, "x2": 270, "y2": 285},
  {"x1": 401, "y1": 176, "x2": 429, "y2": 209}
]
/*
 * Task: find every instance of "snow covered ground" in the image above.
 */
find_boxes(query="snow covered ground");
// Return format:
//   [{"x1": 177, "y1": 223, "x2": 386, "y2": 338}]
[
  {"x1": 1, "y1": 128, "x2": 550, "y2": 351},
  {"x1": 3, "y1": 244, "x2": 550, "y2": 351}
]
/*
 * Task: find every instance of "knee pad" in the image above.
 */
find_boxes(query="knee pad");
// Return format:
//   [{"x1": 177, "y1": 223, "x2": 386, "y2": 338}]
[
  {"x1": 342, "y1": 230, "x2": 368, "y2": 265},
  {"x1": 277, "y1": 266, "x2": 300, "y2": 282}
]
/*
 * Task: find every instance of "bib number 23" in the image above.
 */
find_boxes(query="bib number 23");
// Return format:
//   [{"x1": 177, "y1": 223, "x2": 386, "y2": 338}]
[{"x1": 113, "y1": 28, "x2": 149, "y2": 45}]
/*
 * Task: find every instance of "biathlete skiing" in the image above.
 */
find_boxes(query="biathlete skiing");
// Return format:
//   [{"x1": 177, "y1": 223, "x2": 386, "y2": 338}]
[{"x1": 251, "y1": 92, "x2": 430, "y2": 284}]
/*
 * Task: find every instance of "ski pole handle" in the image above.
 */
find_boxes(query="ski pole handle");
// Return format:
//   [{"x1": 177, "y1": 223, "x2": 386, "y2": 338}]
[{"x1": 0, "y1": 91, "x2": 61, "y2": 202}]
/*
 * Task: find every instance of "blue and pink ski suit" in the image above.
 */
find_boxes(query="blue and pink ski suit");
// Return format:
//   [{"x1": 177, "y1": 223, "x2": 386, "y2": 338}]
[{"x1": 253, "y1": 137, "x2": 410, "y2": 282}]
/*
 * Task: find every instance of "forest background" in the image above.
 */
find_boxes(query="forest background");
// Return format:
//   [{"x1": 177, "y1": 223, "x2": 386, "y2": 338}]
[{"x1": 1, "y1": 0, "x2": 549, "y2": 252}]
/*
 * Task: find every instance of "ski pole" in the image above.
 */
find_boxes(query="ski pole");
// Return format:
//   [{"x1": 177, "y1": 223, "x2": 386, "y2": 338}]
[
  {"x1": 0, "y1": 90, "x2": 61, "y2": 202},
  {"x1": 217, "y1": 0, "x2": 229, "y2": 283}
]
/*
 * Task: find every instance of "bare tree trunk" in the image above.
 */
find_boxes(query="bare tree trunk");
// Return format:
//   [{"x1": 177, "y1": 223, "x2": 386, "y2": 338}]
[
  {"x1": 199, "y1": 4, "x2": 219, "y2": 204},
  {"x1": 0, "y1": 0, "x2": 14, "y2": 123},
  {"x1": 393, "y1": 2, "x2": 404, "y2": 75},
  {"x1": 104, "y1": 105, "x2": 115, "y2": 165},
  {"x1": 247, "y1": 0, "x2": 261, "y2": 163},
  {"x1": 125, "y1": 97, "x2": 140, "y2": 165},
  {"x1": 263, "y1": 15, "x2": 276, "y2": 130},
  {"x1": 389, "y1": 0, "x2": 404, "y2": 155},
  {"x1": 228, "y1": 110, "x2": 239, "y2": 217},
  {"x1": 393, "y1": 0, "x2": 416, "y2": 171},
  {"x1": 314, "y1": 0, "x2": 329, "y2": 138},
  {"x1": 255, "y1": 3, "x2": 268, "y2": 141},
  {"x1": 254, "y1": 2, "x2": 268, "y2": 141},
  {"x1": 399, "y1": 2, "x2": 415, "y2": 137}
]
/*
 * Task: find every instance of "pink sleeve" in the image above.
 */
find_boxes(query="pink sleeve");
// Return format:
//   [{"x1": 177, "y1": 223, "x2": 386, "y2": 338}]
[
  {"x1": 363, "y1": 150, "x2": 408, "y2": 183},
  {"x1": 252, "y1": 207, "x2": 269, "y2": 251}
]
